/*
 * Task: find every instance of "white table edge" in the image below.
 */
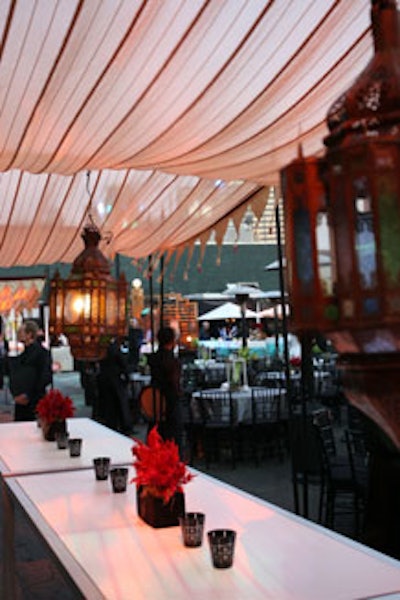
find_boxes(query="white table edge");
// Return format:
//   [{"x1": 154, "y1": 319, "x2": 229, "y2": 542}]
[{"x1": 191, "y1": 467, "x2": 400, "y2": 570}]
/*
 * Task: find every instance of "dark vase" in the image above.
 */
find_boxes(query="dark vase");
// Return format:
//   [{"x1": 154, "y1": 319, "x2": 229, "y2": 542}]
[
  {"x1": 136, "y1": 486, "x2": 185, "y2": 528},
  {"x1": 41, "y1": 419, "x2": 67, "y2": 442}
]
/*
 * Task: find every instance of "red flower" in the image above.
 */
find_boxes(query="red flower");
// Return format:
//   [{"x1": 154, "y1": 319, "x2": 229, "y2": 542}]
[
  {"x1": 131, "y1": 426, "x2": 194, "y2": 503},
  {"x1": 36, "y1": 389, "x2": 75, "y2": 424}
]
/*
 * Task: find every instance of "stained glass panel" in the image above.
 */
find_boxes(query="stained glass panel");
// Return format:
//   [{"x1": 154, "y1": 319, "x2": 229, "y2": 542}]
[{"x1": 353, "y1": 177, "x2": 377, "y2": 290}]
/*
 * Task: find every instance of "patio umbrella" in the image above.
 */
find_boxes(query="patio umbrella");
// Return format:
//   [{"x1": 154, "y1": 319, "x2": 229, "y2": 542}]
[
  {"x1": 184, "y1": 292, "x2": 228, "y2": 301},
  {"x1": 198, "y1": 302, "x2": 257, "y2": 321},
  {"x1": 222, "y1": 283, "x2": 276, "y2": 300}
]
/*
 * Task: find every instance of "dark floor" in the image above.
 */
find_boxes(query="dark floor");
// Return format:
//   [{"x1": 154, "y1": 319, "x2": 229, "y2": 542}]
[{"x1": 0, "y1": 372, "x2": 377, "y2": 598}]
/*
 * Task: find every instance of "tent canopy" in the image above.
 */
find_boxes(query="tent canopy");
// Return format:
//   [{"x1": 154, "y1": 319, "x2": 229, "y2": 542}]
[
  {"x1": 0, "y1": 0, "x2": 377, "y2": 266},
  {"x1": 198, "y1": 302, "x2": 258, "y2": 321}
]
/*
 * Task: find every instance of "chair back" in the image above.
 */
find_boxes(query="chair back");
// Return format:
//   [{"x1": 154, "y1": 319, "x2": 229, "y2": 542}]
[
  {"x1": 312, "y1": 408, "x2": 337, "y2": 458},
  {"x1": 203, "y1": 365, "x2": 227, "y2": 388},
  {"x1": 253, "y1": 371, "x2": 284, "y2": 388},
  {"x1": 345, "y1": 429, "x2": 369, "y2": 475},
  {"x1": 181, "y1": 365, "x2": 205, "y2": 396},
  {"x1": 139, "y1": 385, "x2": 166, "y2": 422},
  {"x1": 251, "y1": 388, "x2": 281, "y2": 424}
]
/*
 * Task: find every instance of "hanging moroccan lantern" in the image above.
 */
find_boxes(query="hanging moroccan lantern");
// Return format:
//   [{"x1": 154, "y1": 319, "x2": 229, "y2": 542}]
[
  {"x1": 49, "y1": 220, "x2": 127, "y2": 361},
  {"x1": 281, "y1": 0, "x2": 400, "y2": 448}
]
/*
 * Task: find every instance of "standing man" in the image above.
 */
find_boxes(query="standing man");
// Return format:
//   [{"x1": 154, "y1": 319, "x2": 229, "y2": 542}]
[
  {"x1": 148, "y1": 327, "x2": 183, "y2": 454},
  {"x1": 9, "y1": 320, "x2": 53, "y2": 421},
  {"x1": 96, "y1": 337, "x2": 133, "y2": 435}
]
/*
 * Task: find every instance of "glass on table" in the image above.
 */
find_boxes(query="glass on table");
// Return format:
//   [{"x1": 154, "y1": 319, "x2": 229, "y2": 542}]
[
  {"x1": 179, "y1": 512, "x2": 205, "y2": 547},
  {"x1": 68, "y1": 438, "x2": 82, "y2": 457},
  {"x1": 207, "y1": 529, "x2": 236, "y2": 568},
  {"x1": 55, "y1": 430, "x2": 69, "y2": 449},
  {"x1": 110, "y1": 468, "x2": 128, "y2": 493},
  {"x1": 93, "y1": 457, "x2": 111, "y2": 480}
]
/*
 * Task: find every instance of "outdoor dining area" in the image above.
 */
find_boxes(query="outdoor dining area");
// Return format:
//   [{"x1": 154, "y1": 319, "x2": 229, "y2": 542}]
[
  {"x1": 1, "y1": 351, "x2": 400, "y2": 598},
  {"x1": 2, "y1": 0, "x2": 400, "y2": 597},
  {"x1": 180, "y1": 348, "x2": 341, "y2": 467}
]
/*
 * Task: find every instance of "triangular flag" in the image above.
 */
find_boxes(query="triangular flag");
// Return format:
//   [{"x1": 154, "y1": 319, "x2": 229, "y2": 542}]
[{"x1": 251, "y1": 187, "x2": 269, "y2": 221}]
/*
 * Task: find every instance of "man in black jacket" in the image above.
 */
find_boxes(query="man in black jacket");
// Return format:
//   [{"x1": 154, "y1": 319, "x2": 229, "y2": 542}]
[
  {"x1": 97, "y1": 338, "x2": 133, "y2": 435},
  {"x1": 9, "y1": 320, "x2": 53, "y2": 421},
  {"x1": 148, "y1": 327, "x2": 183, "y2": 454}
]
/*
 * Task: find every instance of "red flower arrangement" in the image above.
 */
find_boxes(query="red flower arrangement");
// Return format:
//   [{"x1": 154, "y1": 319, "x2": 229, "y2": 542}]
[
  {"x1": 131, "y1": 426, "x2": 194, "y2": 503},
  {"x1": 36, "y1": 388, "x2": 75, "y2": 424}
]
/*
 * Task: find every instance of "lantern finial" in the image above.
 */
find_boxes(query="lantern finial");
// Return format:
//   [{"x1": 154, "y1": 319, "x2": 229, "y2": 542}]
[{"x1": 297, "y1": 143, "x2": 304, "y2": 159}]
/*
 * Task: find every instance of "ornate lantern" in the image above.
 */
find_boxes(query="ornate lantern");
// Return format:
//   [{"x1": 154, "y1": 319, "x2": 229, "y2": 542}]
[
  {"x1": 49, "y1": 220, "x2": 127, "y2": 361},
  {"x1": 282, "y1": 0, "x2": 400, "y2": 448}
]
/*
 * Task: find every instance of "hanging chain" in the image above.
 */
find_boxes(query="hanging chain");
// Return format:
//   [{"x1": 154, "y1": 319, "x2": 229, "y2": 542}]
[{"x1": 85, "y1": 170, "x2": 113, "y2": 244}]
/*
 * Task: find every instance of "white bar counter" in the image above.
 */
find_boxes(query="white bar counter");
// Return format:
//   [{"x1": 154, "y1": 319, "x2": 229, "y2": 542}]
[
  {"x1": 5, "y1": 467, "x2": 400, "y2": 600},
  {"x1": 0, "y1": 418, "x2": 134, "y2": 475}
]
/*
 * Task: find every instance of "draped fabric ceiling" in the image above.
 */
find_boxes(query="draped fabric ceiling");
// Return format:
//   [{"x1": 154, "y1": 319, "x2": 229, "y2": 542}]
[{"x1": 0, "y1": 0, "x2": 376, "y2": 267}]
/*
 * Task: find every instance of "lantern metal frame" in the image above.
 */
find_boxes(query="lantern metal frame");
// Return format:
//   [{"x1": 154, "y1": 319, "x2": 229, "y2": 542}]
[{"x1": 49, "y1": 219, "x2": 127, "y2": 361}]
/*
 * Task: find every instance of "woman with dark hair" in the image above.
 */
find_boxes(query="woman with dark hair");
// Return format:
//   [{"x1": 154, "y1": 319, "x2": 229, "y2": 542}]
[{"x1": 147, "y1": 327, "x2": 183, "y2": 453}]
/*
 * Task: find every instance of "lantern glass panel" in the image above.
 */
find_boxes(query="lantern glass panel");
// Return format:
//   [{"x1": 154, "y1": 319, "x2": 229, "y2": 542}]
[
  {"x1": 293, "y1": 206, "x2": 314, "y2": 290},
  {"x1": 64, "y1": 290, "x2": 91, "y2": 324},
  {"x1": 106, "y1": 290, "x2": 118, "y2": 326},
  {"x1": 56, "y1": 302, "x2": 62, "y2": 320},
  {"x1": 353, "y1": 178, "x2": 377, "y2": 290},
  {"x1": 55, "y1": 290, "x2": 63, "y2": 320},
  {"x1": 316, "y1": 212, "x2": 334, "y2": 296},
  {"x1": 91, "y1": 288, "x2": 99, "y2": 321},
  {"x1": 99, "y1": 289, "x2": 106, "y2": 321},
  {"x1": 363, "y1": 297, "x2": 380, "y2": 316},
  {"x1": 334, "y1": 173, "x2": 353, "y2": 290},
  {"x1": 377, "y1": 171, "x2": 400, "y2": 287}
]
